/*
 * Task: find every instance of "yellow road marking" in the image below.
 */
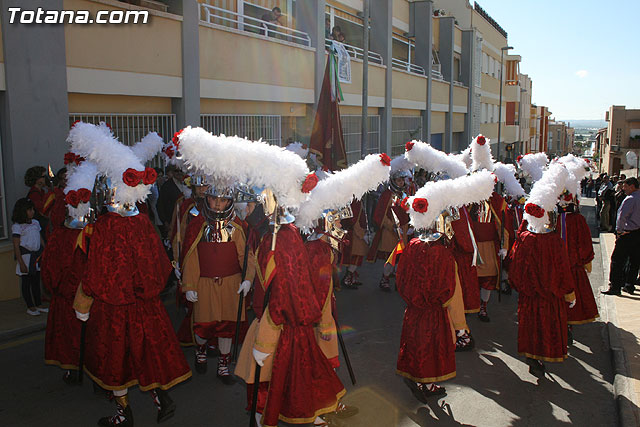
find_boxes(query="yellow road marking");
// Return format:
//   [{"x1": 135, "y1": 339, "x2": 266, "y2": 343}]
[{"x1": 0, "y1": 332, "x2": 45, "y2": 351}]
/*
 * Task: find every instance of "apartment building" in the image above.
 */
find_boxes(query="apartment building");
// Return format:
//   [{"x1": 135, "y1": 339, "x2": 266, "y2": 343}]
[
  {"x1": 548, "y1": 120, "x2": 574, "y2": 157},
  {"x1": 598, "y1": 105, "x2": 640, "y2": 175},
  {"x1": 0, "y1": 0, "x2": 534, "y2": 299},
  {"x1": 529, "y1": 105, "x2": 551, "y2": 154}
]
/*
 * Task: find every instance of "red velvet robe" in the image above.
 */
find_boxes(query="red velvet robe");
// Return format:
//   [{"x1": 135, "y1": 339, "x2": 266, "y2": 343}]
[
  {"x1": 340, "y1": 199, "x2": 367, "y2": 267},
  {"x1": 82, "y1": 213, "x2": 191, "y2": 391},
  {"x1": 258, "y1": 224, "x2": 345, "y2": 427},
  {"x1": 451, "y1": 207, "x2": 481, "y2": 313},
  {"x1": 396, "y1": 238, "x2": 456, "y2": 383},
  {"x1": 556, "y1": 212, "x2": 598, "y2": 324},
  {"x1": 509, "y1": 231, "x2": 575, "y2": 362},
  {"x1": 48, "y1": 188, "x2": 67, "y2": 230},
  {"x1": 41, "y1": 226, "x2": 85, "y2": 370},
  {"x1": 305, "y1": 238, "x2": 340, "y2": 368}
]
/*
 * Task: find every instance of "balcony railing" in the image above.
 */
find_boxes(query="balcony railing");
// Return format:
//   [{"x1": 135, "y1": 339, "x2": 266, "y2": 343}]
[
  {"x1": 200, "y1": 4, "x2": 311, "y2": 47},
  {"x1": 391, "y1": 58, "x2": 426, "y2": 76},
  {"x1": 325, "y1": 39, "x2": 383, "y2": 65},
  {"x1": 432, "y1": 63, "x2": 443, "y2": 80}
]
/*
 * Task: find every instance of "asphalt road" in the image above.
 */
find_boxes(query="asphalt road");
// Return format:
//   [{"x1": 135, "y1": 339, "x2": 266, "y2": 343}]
[{"x1": 0, "y1": 200, "x2": 617, "y2": 426}]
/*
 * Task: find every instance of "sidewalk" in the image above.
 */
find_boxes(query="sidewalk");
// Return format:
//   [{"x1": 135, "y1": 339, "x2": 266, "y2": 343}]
[
  {"x1": 599, "y1": 231, "x2": 640, "y2": 426},
  {"x1": 0, "y1": 297, "x2": 48, "y2": 343}
]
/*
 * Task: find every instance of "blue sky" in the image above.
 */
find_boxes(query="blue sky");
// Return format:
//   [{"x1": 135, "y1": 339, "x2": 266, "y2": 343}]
[{"x1": 475, "y1": 0, "x2": 640, "y2": 120}]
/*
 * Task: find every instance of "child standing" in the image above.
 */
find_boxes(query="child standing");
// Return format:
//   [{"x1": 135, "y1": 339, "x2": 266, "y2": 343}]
[{"x1": 12, "y1": 198, "x2": 46, "y2": 316}]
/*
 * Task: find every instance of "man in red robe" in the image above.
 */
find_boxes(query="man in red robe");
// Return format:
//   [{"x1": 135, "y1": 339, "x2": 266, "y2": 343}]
[
  {"x1": 367, "y1": 172, "x2": 410, "y2": 291},
  {"x1": 556, "y1": 195, "x2": 598, "y2": 342},
  {"x1": 41, "y1": 217, "x2": 86, "y2": 384},
  {"x1": 340, "y1": 199, "x2": 368, "y2": 289},
  {"x1": 396, "y1": 233, "x2": 458, "y2": 400},
  {"x1": 73, "y1": 206, "x2": 191, "y2": 425},
  {"x1": 450, "y1": 205, "x2": 481, "y2": 314},
  {"x1": 236, "y1": 221, "x2": 345, "y2": 427},
  {"x1": 509, "y1": 210, "x2": 576, "y2": 378}
]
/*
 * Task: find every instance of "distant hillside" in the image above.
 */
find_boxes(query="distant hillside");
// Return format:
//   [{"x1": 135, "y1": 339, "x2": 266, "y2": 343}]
[{"x1": 560, "y1": 119, "x2": 607, "y2": 129}]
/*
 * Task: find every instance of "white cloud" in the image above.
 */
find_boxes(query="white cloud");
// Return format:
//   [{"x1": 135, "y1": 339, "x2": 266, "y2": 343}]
[{"x1": 575, "y1": 70, "x2": 588, "y2": 78}]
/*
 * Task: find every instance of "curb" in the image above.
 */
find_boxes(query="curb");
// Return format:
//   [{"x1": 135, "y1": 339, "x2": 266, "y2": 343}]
[
  {"x1": 0, "y1": 288, "x2": 177, "y2": 345},
  {"x1": 599, "y1": 232, "x2": 640, "y2": 427}
]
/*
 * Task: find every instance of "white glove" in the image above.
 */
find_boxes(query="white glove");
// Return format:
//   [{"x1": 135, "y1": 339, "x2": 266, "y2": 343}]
[
  {"x1": 253, "y1": 348, "x2": 270, "y2": 367},
  {"x1": 238, "y1": 280, "x2": 251, "y2": 297},
  {"x1": 185, "y1": 290, "x2": 198, "y2": 302},
  {"x1": 75, "y1": 310, "x2": 89, "y2": 322},
  {"x1": 498, "y1": 249, "x2": 508, "y2": 259},
  {"x1": 173, "y1": 263, "x2": 182, "y2": 280},
  {"x1": 569, "y1": 299, "x2": 576, "y2": 309}
]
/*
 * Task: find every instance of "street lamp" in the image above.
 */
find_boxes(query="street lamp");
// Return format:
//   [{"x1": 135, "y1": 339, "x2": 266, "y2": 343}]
[{"x1": 497, "y1": 45, "x2": 513, "y2": 162}]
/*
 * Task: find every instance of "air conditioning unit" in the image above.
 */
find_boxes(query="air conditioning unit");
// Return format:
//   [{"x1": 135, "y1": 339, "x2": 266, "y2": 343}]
[{"x1": 611, "y1": 145, "x2": 620, "y2": 152}]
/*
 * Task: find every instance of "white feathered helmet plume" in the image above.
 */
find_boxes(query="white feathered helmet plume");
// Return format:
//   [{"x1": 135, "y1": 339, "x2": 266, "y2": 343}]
[
  {"x1": 64, "y1": 160, "x2": 98, "y2": 220},
  {"x1": 518, "y1": 152, "x2": 548, "y2": 182},
  {"x1": 405, "y1": 170, "x2": 495, "y2": 231},
  {"x1": 404, "y1": 140, "x2": 468, "y2": 178},
  {"x1": 296, "y1": 153, "x2": 392, "y2": 229},
  {"x1": 523, "y1": 163, "x2": 570, "y2": 233},
  {"x1": 454, "y1": 146, "x2": 473, "y2": 169},
  {"x1": 390, "y1": 154, "x2": 414, "y2": 174},
  {"x1": 175, "y1": 127, "x2": 312, "y2": 208},
  {"x1": 470, "y1": 135, "x2": 494, "y2": 172},
  {"x1": 554, "y1": 154, "x2": 589, "y2": 201},
  {"x1": 493, "y1": 162, "x2": 526, "y2": 199},
  {"x1": 67, "y1": 121, "x2": 158, "y2": 207},
  {"x1": 285, "y1": 141, "x2": 309, "y2": 159},
  {"x1": 131, "y1": 132, "x2": 164, "y2": 164}
]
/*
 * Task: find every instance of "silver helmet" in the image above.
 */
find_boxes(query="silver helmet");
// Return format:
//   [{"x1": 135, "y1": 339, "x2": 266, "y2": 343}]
[{"x1": 202, "y1": 181, "x2": 235, "y2": 222}]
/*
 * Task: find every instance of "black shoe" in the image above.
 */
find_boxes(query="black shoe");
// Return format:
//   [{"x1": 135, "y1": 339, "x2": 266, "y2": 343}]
[
  {"x1": 601, "y1": 287, "x2": 621, "y2": 296},
  {"x1": 62, "y1": 370, "x2": 79, "y2": 385},
  {"x1": 527, "y1": 358, "x2": 545, "y2": 379},
  {"x1": 422, "y1": 383, "x2": 446, "y2": 397},
  {"x1": 217, "y1": 354, "x2": 236, "y2": 385},
  {"x1": 455, "y1": 332, "x2": 475, "y2": 352},
  {"x1": 403, "y1": 377, "x2": 428, "y2": 404},
  {"x1": 154, "y1": 389, "x2": 176, "y2": 424},
  {"x1": 623, "y1": 285, "x2": 635, "y2": 295},
  {"x1": 332, "y1": 402, "x2": 359, "y2": 419},
  {"x1": 567, "y1": 327, "x2": 574, "y2": 347},
  {"x1": 98, "y1": 397, "x2": 133, "y2": 427}
]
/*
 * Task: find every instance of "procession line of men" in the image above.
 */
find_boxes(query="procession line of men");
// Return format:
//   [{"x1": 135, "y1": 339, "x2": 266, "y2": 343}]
[{"x1": 40, "y1": 123, "x2": 599, "y2": 426}]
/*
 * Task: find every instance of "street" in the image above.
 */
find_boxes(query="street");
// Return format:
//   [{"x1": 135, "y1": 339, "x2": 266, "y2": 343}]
[{"x1": 0, "y1": 200, "x2": 617, "y2": 426}]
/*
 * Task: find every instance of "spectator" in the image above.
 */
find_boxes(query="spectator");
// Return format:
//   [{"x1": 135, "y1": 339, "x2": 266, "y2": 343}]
[
  {"x1": 25, "y1": 166, "x2": 53, "y2": 233},
  {"x1": 261, "y1": 6, "x2": 283, "y2": 37},
  {"x1": 156, "y1": 165, "x2": 186, "y2": 238},
  {"x1": 597, "y1": 175, "x2": 613, "y2": 231},
  {"x1": 325, "y1": 16, "x2": 331, "y2": 39},
  {"x1": 602, "y1": 177, "x2": 640, "y2": 295},
  {"x1": 12, "y1": 198, "x2": 46, "y2": 316},
  {"x1": 609, "y1": 176, "x2": 620, "y2": 231},
  {"x1": 331, "y1": 26, "x2": 346, "y2": 43},
  {"x1": 587, "y1": 177, "x2": 594, "y2": 198}
]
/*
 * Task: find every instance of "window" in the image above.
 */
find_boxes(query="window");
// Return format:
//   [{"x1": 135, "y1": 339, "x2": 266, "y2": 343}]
[
  {"x1": 391, "y1": 116, "x2": 423, "y2": 156},
  {"x1": 200, "y1": 114, "x2": 282, "y2": 146},
  {"x1": 483, "y1": 53, "x2": 488, "y2": 74},
  {"x1": 341, "y1": 115, "x2": 380, "y2": 165}
]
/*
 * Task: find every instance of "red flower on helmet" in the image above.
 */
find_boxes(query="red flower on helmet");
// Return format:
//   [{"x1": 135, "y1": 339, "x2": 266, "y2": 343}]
[
  {"x1": 172, "y1": 129, "x2": 185, "y2": 148},
  {"x1": 491, "y1": 173, "x2": 498, "y2": 184},
  {"x1": 123, "y1": 168, "x2": 143, "y2": 187},
  {"x1": 412, "y1": 198, "x2": 429, "y2": 213},
  {"x1": 65, "y1": 191, "x2": 80, "y2": 207},
  {"x1": 476, "y1": 135, "x2": 486, "y2": 145},
  {"x1": 142, "y1": 167, "x2": 157, "y2": 185},
  {"x1": 163, "y1": 144, "x2": 175, "y2": 159},
  {"x1": 302, "y1": 173, "x2": 319, "y2": 193},
  {"x1": 77, "y1": 188, "x2": 92, "y2": 203},
  {"x1": 74, "y1": 156, "x2": 85, "y2": 165},
  {"x1": 63, "y1": 152, "x2": 76, "y2": 165},
  {"x1": 525, "y1": 203, "x2": 545, "y2": 218},
  {"x1": 379, "y1": 153, "x2": 391, "y2": 166},
  {"x1": 70, "y1": 120, "x2": 81, "y2": 129},
  {"x1": 516, "y1": 155, "x2": 523, "y2": 163},
  {"x1": 400, "y1": 197, "x2": 410, "y2": 212},
  {"x1": 405, "y1": 141, "x2": 415, "y2": 151},
  {"x1": 563, "y1": 193, "x2": 573, "y2": 202}
]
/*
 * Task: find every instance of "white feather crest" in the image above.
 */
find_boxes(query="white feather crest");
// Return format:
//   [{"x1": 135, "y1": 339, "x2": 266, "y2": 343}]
[
  {"x1": 177, "y1": 127, "x2": 310, "y2": 208},
  {"x1": 454, "y1": 147, "x2": 473, "y2": 169},
  {"x1": 295, "y1": 154, "x2": 390, "y2": 229},
  {"x1": 131, "y1": 132, "x2": 163, "y2": 164},
  {"x1": 390, "y1": 154, "x2": 414, "y2": 173},
  {"x1": 493, "y1": 162, "x2": 526, "y2": 198},
  {"x1": 404, "y1": 140, "x2": 468, "y2": 178},
  {"x1": 64, "y1": 161, "x2": 98, "y2": 219},
  {"x1": 285, "y1": 141, "x2": 309, "y2": 159},
  {"x1": 470, "y1": 135, "x2": 494, "y2": 172},
  {"x1": 519, "y1": 152, "x2": 548, "y2": 182},
  {"x1": 524, "y1": 163, "x2": 569, "y2": 233},
  {"x1": 408, "y1": 170, "x2": 495, "y2": 230},
  {"x1": 555, "y1": 154, "x2": 589, "y2": 198},
  {"x1": 67, "y1": 122, "x2": 152, "y2": 205}
]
